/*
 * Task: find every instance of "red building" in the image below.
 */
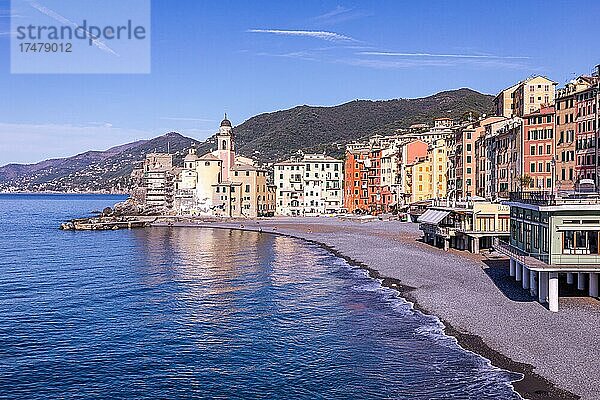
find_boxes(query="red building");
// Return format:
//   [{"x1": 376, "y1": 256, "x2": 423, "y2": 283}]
[{"x1": 523, "y1": 105, "x2": 555, "y2": 191}]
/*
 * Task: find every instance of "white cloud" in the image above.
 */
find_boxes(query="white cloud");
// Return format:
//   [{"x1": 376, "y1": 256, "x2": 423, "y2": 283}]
[
  {"x1": 313, "y1": 6, "x2": 372, "y2": 25},
  {"x1": 339, "y1": 57, "x2": 529, "y2": 70},
  {"x1": 358, "y1": 51, "x2": 530, "y2": 60},
  {"x1": 247, "y1": 29, "x2": 357, "y2": 43},
  {"x1": 315, "y1": 6, "x2": 351, "y2": 20},
  {"x1": 254, "y1": 50, "x2": 319, "y2": 62},
  {"x1": 159, "y1": 117, "x2": 216, "y2": 122}
]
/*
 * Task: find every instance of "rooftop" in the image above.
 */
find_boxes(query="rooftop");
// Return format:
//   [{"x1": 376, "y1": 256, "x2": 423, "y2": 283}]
[{"x1": 198, "y1": 153, "x2": 221, "y2": 161}]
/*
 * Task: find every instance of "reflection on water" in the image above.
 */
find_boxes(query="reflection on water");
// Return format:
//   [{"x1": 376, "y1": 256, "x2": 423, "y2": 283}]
[{"x1": 0, "y1": 195, "x2": 521, "y2": 399}]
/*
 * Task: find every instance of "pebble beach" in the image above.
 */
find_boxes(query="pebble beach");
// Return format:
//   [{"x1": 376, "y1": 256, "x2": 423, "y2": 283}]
[{"x1": 155, "y1": 217, "x2": 600, "y2": 400}]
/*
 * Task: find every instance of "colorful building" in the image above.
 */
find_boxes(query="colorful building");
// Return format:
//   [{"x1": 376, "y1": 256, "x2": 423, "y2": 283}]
[
  {"x1": 522, "y1": 106, "x2": 555, "y2": 191},
  {"x1": 476, "y1": 118, "x2": 523, "y2": 199},
  {"x1": 575, "y1": 84, "x2": 598, "y2": 184},
  {"x1": 495, "y1": 76, "x2": 556, "y2": 118},
  {"x1": 345, "y1": 141, "x2": 399, "y2": 214},
  {"x1": 512, "y1": 76, "x2": 557, "y2": 117},
  {"x1": 405, "y1": 156, "x2": 432, "y2": 203},
  {"x1": 494, "y1": 83, "x2": 519, "y2": 118},
  {"x1": 454, "y1": 117, "x2": 506, "y2": 199},
  {"x1": 344, "y1": 148, "x2": 369, "y2": 213}
]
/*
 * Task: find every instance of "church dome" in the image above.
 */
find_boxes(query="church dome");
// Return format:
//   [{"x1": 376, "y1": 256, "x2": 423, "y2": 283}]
[{"x1": 220, "y1": 113, "x2": 232, "y2": 127}]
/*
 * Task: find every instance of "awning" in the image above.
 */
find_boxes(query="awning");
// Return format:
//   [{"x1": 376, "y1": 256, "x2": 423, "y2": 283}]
[{"x1": 418, "y1": 209, "x2": 450, "y2": 225}]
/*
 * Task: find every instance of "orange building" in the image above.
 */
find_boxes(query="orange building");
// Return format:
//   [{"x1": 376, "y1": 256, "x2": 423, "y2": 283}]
[
  {"x1": 344, "y1": 149, "x2": 369, "y2": 213},
  {"x1": 345, "y1": 147, "x2": 395, "y2": 214},
  {"x1": 523, "y1": 106, "x2": 555, "y2": 191}
]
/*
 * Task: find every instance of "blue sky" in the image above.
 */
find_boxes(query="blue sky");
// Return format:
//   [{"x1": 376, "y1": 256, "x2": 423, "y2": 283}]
[{"x1": 0, "y1": 0, "x2": 599, "y2": 165}]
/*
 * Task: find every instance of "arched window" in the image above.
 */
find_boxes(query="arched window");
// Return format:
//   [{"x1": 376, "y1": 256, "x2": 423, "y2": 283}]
[{"x1": 222, "y1": 140, "x2": 227, "y2": 150}]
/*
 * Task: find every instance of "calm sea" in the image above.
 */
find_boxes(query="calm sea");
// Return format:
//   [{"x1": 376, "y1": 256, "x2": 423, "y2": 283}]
[{"x1": 0, "y1": 194, "x2": 521, "y2": 399}]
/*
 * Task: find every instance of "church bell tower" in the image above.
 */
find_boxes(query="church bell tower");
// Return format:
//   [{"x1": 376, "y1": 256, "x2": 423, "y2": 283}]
[{"x1": 215, "y1": 113, "x2": 235, "y2": 181}]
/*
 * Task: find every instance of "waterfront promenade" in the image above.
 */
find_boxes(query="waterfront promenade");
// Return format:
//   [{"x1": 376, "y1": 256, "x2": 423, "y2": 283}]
[{"x1": 156, "y1": 217, "x2": 599, "y2": 400}]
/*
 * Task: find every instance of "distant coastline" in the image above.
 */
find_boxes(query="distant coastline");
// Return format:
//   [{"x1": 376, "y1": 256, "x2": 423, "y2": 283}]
[{"x1": 0, "y1": 191, "x2": 129, "y2": 195}]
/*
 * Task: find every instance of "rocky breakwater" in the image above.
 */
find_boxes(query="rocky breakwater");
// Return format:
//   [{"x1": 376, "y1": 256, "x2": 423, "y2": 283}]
[{"x1": 60, "y1": 197, "x2": 160, "y2": 231}]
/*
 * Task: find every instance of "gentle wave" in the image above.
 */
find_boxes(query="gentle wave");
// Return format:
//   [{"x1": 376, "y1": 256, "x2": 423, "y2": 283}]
[{"x1": 0, "y1": 195, "x2": 521, "y2": 399}]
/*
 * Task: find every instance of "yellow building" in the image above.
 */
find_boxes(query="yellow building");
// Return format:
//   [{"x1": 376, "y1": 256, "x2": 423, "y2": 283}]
[
  {"x1": 405, "y1": 157, "x2": 432, "y2": 203},
  {"x1": 404, "y1": 138, "x2": 449, "y2": 203},
  {"x1": 430, "y1": 138, "x2": 448, "y2": 199}
]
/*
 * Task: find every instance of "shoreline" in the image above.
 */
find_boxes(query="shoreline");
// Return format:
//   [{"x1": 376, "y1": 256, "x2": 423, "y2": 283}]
[{"x1": 153, "y1": 219, "x2": 580, "y2": 400}]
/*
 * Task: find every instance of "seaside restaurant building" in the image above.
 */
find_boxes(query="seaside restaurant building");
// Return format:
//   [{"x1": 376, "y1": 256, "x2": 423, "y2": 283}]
[
  {"x1": 496, "y1": 191, "x2": 600, "y2": 312},
  {"x1": 418, "y1": 200, "x2": 510, "y2": 253}
]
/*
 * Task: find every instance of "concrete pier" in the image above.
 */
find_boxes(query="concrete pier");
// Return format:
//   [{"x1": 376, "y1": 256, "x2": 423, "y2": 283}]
[
  {"x1": 538, "y1": 271, "x2": 548, "y2": 303},
  {"x1": 522, "y1": 265, "x2": 530, "y2": 290},
  {"x1": 589, "y1": 273, "x2": 599, "y2": 298},
  {"x1": 529, "y1": 270, "x2": 538, "y2": 297},
  {"x1": 515, "y1": 262, "x2": 523, "y2": 282},
  {"x1": 509, "y1": 258, "x2": 516, "y2": 277},
  {"x1": 567, "y1": 272, "x2": 574, "y2": 285},
  {"x1": 472, "y1": 237, "x2": 480, "y2": 254},
  {"x1": 549, "y1": 272, "x2": 559, "y2": 312},
  {"x1": 578, "y1": 273, "x2": 586, "y2": 291}
]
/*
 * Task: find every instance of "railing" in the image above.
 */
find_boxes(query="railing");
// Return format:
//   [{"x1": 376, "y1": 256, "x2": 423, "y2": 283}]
[
  {"x1": 493, "y1": 238, "x2": 550, "y2": 265},
  {"x1": 420, "y1": 223, "x2": 454, "y2": 237},
  {"x1": 430, "y1": 198, "x2": 476, "y2": 209},
  {"x1": 509, "y1": 191, "x2": 600, "y2": 206}
]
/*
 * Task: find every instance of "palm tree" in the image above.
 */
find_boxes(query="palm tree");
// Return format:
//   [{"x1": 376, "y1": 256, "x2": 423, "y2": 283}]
[{"x1": 518, "y1": 174, "x2": 534, "y2": 192}]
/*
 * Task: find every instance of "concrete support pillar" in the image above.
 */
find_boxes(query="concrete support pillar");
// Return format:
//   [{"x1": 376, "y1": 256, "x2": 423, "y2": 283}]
[
  {"x1": 522, "y1": 265, "x2": 530, "y2": 290},
  {"x1": 473, "y1": 237, "x2": 480, "y2": 254},
  {"x1": 567, "y1": 272, "x2": 574, "y2": 285},
  {"x1": 509, "y1": 259, "x2": 516, "y2": 277},
  {"x1": 539, "y1": 271, "x2": 548, "y2": 303},
  {"x1": 444, "y1": 239, "x2": 450, "y2": 252},
  {"x1": 577, "y1": 273, "x2": 586, "y2": 291},
  {"x1": 549, "y1": 272, "x2": 559, "y2": 312},
  {"x1": 529, "y1": 270, "x2": 538, "y2": 297},
  {"x1": 589, "y1": 273, "x2": 599, "y2": 298},
  {"x1": 515, "y1": 262, "x2": 523, "y2": 282}
]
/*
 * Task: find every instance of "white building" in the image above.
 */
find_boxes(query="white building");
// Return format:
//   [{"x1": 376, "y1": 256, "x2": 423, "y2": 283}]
[{"x1": 274, "y1": 154, "x2": 343, "y2": 216}]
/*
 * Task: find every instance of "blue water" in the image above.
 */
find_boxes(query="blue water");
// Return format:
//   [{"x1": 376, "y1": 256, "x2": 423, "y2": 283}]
[{"x1": 0, "y1": 194, "x2": 521, "y2": 399}]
